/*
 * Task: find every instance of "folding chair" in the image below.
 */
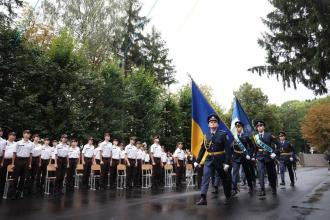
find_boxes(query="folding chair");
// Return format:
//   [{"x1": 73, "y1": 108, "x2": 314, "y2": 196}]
[
  {"x1": 142, "y1": 164, "x2": 152, "y2": 189},
  {"x1": 44, "y1": 164, "x2": 57, "y2": 195},
  {"x1": 117, "y1": 164, "x2": 126, "y2": 189},
  {"x1": 186, "y1": 164, "x2": 197, "y2": 188},
  {"x1": 74, "y1": 164, "x2": 84, "y2": 188},
  {"x1": 2, "y1": 165, "x2": 14, "y2": 199},
  {"x1": 90, "y1": 164, "x2": 101, "y2": 190},
  {"x1": 164, "y1": 164, "x2": 176, "y2": 188}
]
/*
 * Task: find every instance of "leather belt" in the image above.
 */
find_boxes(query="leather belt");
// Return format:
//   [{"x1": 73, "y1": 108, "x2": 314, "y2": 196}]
[
  {"x1": 281, "y1": 152, "x2": 292, "y2": 156},
  {"x1": 207, "y1": 151, "x2": 225, "y2": 156},
  {"x1": 234, "y1": 150, "x2": 243, "y2": 154}
]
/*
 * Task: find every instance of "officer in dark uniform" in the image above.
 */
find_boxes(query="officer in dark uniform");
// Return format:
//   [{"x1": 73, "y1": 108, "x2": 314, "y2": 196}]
[
  {"x1": 195, "y1": 114, "x2": 232, "y2": 205},
  {"x1": 276, "y1": 131, "x2": 295, "y2": 186},
  {"x1": 254, "y1": 120, "x2": 277, "y2": 196},
  {"x1": 232, "y1": 121, "x2": 255, "y2": 195}
]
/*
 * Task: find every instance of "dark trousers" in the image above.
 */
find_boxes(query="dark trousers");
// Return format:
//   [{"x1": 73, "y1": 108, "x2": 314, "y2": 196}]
[
  {"x1": 110, "y1": 159, "x2": 119, "y2": 188},
  {"x1": 176, "y1": 160, "x2": 185, "y2": 187},
  {"x1": 196, "y1": 165, "x2": 204, "y2": 189},
  {"x1": 10, "y1": 157, "x2": 29, "y2": 195},
  {"x1": 38, "y1": 159, "x2": 50, "y2": 188},
  {"x1": 134, "y1": 159, "x2": 142, "y2": 187},
  {"x1": 152, "y1": 157, "x2": 162, "y2": 188},
  {"x1": 280, "y1": 160, "x2": 295, "y2": 184},
  {"x1": 126, "y1": 159, "x2": 136, "y2": 188},
  {"x1": 0, "y1": 158, "x2": 12, "y2": 196},
  {"x1": 101, "y1": 157, "x2": 110, "y2": 189},
  {"x1": 201, "y1": 159, "x2": 232, "y2": 198},
  {"x1": 66, "y1": 158, "x2": 78, "y2": 191},
  {"x1": 27, "y1": 157, "x2": 40, "y2": 193},
  {"x1": 55, "y1": 157, "x2": 67, "y2": 192},
  {"x1": 257, "y1": 159, "x2": 277, "y2": 189},
  {"x1": 232, "y1": 158, "x2": 254, "y2": 190},
  {"x1": 82, "y1": 158, "x2": 92, "y2": 187}
]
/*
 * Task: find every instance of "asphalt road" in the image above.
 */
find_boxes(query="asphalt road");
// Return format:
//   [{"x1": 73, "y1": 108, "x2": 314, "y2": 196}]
[{"x1": 0, "y1": 167, "x2": 329, "y2": 220}]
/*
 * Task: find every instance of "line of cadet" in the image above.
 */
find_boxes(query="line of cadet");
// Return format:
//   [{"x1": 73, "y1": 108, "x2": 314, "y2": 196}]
[
  {"x1": 0, "y1": 128, "x2": 194, "y2": 199},
  {"x1": 194, "y1": 114, "x2": 297, "y2": 205},
  {"x1": 0, "y1": 119, "x2": 297, "y2": 203}
]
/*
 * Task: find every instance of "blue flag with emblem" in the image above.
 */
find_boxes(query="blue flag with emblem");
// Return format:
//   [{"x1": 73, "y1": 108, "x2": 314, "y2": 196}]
[{"x1": 230, "y1": 97, "x2": 253, "y2": 137}]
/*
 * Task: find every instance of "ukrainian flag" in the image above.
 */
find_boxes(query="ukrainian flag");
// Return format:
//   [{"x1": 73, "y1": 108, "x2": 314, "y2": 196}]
[{"x1": 191, "y1": 80, "x2": 234, "y2": 159}]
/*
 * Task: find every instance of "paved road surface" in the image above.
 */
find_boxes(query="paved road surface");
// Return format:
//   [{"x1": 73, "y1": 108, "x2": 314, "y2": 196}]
[{"x1": 0, "y1": 167, "x2": 329, "y2": 220}]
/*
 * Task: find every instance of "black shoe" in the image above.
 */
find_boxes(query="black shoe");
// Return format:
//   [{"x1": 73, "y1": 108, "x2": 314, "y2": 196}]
[
  {"x1": 224, "y1": 197, "x2": 233, "y2": 205},
  {"x1": 248, "y1": 187, "x2": 253, "y2": 194},
  {"x1": 280, "y1": 181, "x2": 285, "y2": 186},
  {"x1": 272, "y1": 187, "x2": 277, "y2": 195},
  {"x1": 258, "y1": 189, "x2": 266, "y2": 196},
  {"x1": 231, "y1": 189, "x2": 238, "y2": 196},
  {"x1": 196, "y1": 198, "x2": 207, "y2": 205},
  {"x1": 212, "y1": 188, "x2": 218, "y2": 194},
  {"x1": 241, "y1": 181, "x2": 246, "y2": 186},
  {"x1": 290, "y1": 182, "x2": 295, "y2": 187}
]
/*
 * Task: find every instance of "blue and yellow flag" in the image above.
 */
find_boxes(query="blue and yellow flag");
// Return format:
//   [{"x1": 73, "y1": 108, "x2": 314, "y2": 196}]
[{"x1": 191, "y1": 80, "x2": 234, "y2": 159}]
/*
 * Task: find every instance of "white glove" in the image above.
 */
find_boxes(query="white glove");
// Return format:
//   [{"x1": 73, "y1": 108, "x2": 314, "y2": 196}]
[
  {"x1": 290, "y1": 157, "x2": 294, "y2": 161},
  {"x1": 246, "y1": 155, "x2": 251, "y2": 160},
  {"x1": 194, "y1": 162, "x2": 199, "y2": 168},
  {"x1": 251, "y1": 158, "x2": 256, "y2": 161},
  {"x1": 223, "y1": 164, "x2": 230, "y2": 172},
  {"x1": 271, "y1": 153, "x2": 276, "y2": 159}
]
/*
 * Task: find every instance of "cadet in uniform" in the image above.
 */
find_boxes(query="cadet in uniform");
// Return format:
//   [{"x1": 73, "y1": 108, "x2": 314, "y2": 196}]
[
  {"x1": 0, "y1": 132, "x2": 17, "y2": 197},
  {"x1": 110, "y1": 139, "x2": 121, "y2": 188},
  {"x1": 135, "y1": 141, "x2": 144, "y2": 187},
  {"x1": 232, "y1": 121, "x2": 255, "y2": 194},
  {"x1": 276, "y1": 131, "x2": 295, "y2": 186},
  {"x1": 195, "y1": 114, "x2": 232, "y2": 205},
  {"x1": 67, "y1": 138, "x2": 80, "y2": 192},
  {"x1": 150, "y1": 135, "x2": 163, "y2": 189},
  {"x1": 254, "y1": 120, "x2": 277, "y2": 196},
  {"x1": 119, "y1": 143, "x2": 126, "y2": 164},
  {"x1": 38, "y1": 138, "x2": 52, "y2": 190},
  {"x1": 50, "y1": 140, "x2": 58, "y2": 164},
  {"x1": 54, "y1": 134, "x2": 69, "y2": 195},
  {"x1": 99, "y1": 133, "x2": 112, "y2": 190},
  {"x1": 173, "y1": 142, "x2": 186, "y2": 188},
  {"x1": 28, "y1": 134, "x2": 42, "y2": 194},
  {"x1": 11, "y1": 130, "x2": 33, "y2": 199},
  {"x1": 81, "y1": 137, "x2": 95, "y2": 189},
  {"x1": 125, "y1": 137, "x2": 138, "y2": 189}
]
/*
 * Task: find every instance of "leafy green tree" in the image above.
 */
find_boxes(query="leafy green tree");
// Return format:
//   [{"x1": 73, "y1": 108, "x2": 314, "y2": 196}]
[{"x1": 249, "y1": 0, "x2": 330, "y2": 95}]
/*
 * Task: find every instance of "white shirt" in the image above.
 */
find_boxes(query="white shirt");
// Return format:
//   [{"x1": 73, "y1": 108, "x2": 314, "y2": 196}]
[
  {"x1": 68, "y1": 147, "x2": 80, "y2": 159},
  {"x1": 111, "y1": 145, "x2": 121, "y2": 160},
  {"x1": 120, "y1": 149, "x2": 126, "y2": 159},
  {"x1": 32, "y1": 143, "x2": 42, "y2": 157},
  {"x1": 51, "y1": 147, "x2": 56, "y2": 160},
  {"x1": 16, "y1": 139, "x2": 33, "y2": 158},
  {"x1": 94, "y1": 146, "x2": 102, "y2": 160},
  {"x1": 100, "y1": 141, "x2": 112, "y2": 158},
  {"x1": 82, "y1": 144, "x2": 94, "y2": 158},
  {"x1": 173, "y1": 148, "x2": 186, "y2": 161},
  {"x1": 144, "y1": 153, "x2": 150, "y2": 163},
  {"x1": 136, "y1": 148, "x2": 144, "y2": 160},
  {"x1": 40, "y1": 145, "x2": 53, "y2": 160},
  {"x1": 167, "y1": 156, "x2": 173, "y2": 164},
  {"x1": 150, "y1": 143, "x2": 162, "y2": 158},
  {"x1": 4, "y1": 141, "x2": 17, "y2": 159},
  {"x1": 125, "y1": 144, "x2": 137, "y2": 159},
  {"x1": 56, "y1": 143, "x2": 69, "y2": 157},
  {"x1": 161, "y1": 151, "x2": 167, "y2": 163},
  {"x1": 0, "y1": 137, "x2": 6, "y2": 157}
]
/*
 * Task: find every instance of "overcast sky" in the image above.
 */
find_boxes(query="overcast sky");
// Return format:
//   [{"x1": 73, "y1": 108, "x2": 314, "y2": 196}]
[{"x1": 25, "y1": 0, "x2": 324, "y2": 110}]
